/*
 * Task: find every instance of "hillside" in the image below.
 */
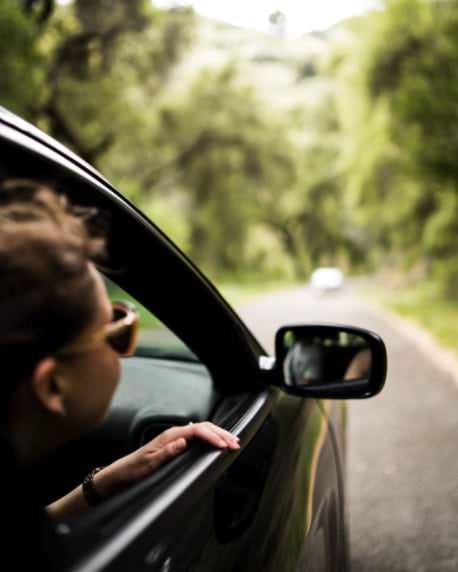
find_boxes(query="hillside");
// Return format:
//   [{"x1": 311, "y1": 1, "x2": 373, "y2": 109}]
[{"x1": 165, "y1": 15, "x2": 350, "y2": 112}]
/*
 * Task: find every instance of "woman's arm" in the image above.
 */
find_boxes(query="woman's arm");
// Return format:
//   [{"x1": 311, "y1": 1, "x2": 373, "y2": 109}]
[{"x1": 46, "y1": 422, "x2": 240, "y2": 521}]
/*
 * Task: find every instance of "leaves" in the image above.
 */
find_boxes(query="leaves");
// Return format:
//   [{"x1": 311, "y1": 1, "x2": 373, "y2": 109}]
[
  {"x1": 2, "y1": 0, "x2": 457, "y2": 295},
  {"x1": 338, "y1": 0, "x2": 458, "y2": 295},
  {"x1": 0, "y1": 0, "x2": 44, "y2": 115}
]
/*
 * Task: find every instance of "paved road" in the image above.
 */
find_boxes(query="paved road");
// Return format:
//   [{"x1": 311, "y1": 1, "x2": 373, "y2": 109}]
[{"x1": 236, "y1": 286, "x2": 458, "y2": 572}]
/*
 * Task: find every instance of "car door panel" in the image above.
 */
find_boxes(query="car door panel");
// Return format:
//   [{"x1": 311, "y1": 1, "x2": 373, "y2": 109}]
[
  {"x1": 65, "y1": 389, "x2": 275, "y2": 571},
  {"x1": 64, "y1": 389, "x2": 342, "y2": 572}
]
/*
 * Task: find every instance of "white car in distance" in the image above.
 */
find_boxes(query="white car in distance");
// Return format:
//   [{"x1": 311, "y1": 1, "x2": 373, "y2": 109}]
[{"x1": 310, "y1": 267, "x2": 344, "y2": 293}]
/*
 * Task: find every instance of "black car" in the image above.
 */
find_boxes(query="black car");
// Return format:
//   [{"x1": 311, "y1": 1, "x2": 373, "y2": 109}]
[{"x1": 0, "y1": 107, "x2": 387, "y2": 572}]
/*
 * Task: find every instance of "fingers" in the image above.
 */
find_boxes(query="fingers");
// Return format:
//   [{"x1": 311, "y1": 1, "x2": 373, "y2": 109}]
[
  {"x1": 195, "y1": 422, "x2": 240, "y2": 450},
  {"x1": 145, "y1": 437, "x2": 188, "y2": 473},
  {"x1": 154, "y1": 422, "x2": 240, "y2": 451},
  {"x1": 187, "y1": 421, "x2": 240, "y2": 450},
  {"x1": 109, "y1": 424, "x2": 240, "y2": 488}
]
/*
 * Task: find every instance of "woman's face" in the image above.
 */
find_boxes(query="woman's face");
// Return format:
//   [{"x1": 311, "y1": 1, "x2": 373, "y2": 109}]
[{"x1": 56, "y1": 264, "x2": 121, "y2": 433}]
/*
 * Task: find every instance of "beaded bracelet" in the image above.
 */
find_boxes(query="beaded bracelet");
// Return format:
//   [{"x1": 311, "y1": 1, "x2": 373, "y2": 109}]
[{"x1": 82, "y1": 466, "x2": 104, "y2": 506}]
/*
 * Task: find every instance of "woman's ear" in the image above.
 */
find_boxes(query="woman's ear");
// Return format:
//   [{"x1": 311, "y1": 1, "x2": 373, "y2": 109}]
[{"x1": 31, "y1": 357, "x2": 67, "y2": 417}]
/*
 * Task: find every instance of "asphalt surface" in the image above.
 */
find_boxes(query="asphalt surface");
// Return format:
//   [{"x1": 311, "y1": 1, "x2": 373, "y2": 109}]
[{"x1": 236, "y1": 286, "x2": 458, "y2": 572}]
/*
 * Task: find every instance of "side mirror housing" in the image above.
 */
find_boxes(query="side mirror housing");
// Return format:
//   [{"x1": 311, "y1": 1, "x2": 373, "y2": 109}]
[{"x1": 272, "y1": 324, "x2": 387, "y2": 399}]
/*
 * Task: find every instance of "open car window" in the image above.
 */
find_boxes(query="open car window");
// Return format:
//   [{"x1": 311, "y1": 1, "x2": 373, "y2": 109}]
[
  {"x1": 104, "y1": 276, "x2": 199, "y2": 363},
  {"x1": 32, "y1": 273, "x2": 218, "y2": 514},
  {"x1": 97, "y1": 275, "x2": 218, "y2": 449}
]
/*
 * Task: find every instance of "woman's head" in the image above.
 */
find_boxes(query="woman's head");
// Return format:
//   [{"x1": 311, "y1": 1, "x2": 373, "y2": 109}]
[{"x1": 0, "y1": 181, "x2": 121, "y2": 459}]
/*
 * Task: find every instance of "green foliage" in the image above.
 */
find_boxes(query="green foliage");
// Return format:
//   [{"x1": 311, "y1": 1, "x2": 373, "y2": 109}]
[
  {"x1": 145, "y1": 64, "x2": 300, "y2": 278},
  {"x1": 0, "y1": 0, "x2": 44, "y2": 115},
  {"x1": 367, "y1": 0, "x2": 458, "y2": 185},
  {"x1": 338, "y1": 0, "x2": 458, "y2": 297},
  {"x1": 1, "y1": 0, "x2": 457, "y2": 300},
  {"x1": 0, "y1": 0, "x2": 194, "y2": 165}
]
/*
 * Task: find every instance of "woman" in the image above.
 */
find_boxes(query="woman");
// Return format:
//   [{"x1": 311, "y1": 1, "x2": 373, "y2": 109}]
[{"x1": 0, "y1": 181, "x2": 239, "y2": 567}]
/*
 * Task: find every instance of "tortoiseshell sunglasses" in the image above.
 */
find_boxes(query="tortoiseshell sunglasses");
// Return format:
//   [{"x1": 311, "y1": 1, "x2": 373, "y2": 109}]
[{"x1": 58, "y1": 300, "x2": 139, "y2": 357}]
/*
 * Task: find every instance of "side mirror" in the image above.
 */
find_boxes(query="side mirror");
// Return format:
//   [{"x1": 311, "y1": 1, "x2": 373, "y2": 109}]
[{"x1": 273, "y1": 324, "x2": 387, "y2": 399}]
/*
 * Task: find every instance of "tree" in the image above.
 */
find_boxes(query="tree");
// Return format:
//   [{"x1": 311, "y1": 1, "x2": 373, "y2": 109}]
[
  {"x1": 0, "y1": 0, "x2": 194, "y2": 166},
  {"x1": 338, "y1": 0, "x2": 458, "y2": 295},
  {"x1": 0, "y1": 0, "x2": 45, "y2": 116},
  {"x1": 268, "y1": 10, "x2": 287, "y2": 36},
  {"x1": 143, "y1": 65, "x2": 298, "y2": 278}
]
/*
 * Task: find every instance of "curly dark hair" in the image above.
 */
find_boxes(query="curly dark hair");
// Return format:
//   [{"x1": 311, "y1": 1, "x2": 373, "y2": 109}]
[{"x1": 0, "y1": 180, "x2": 106, "y2": 413}]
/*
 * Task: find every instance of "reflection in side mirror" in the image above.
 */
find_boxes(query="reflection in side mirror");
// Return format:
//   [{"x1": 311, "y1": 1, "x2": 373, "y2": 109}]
[
  {"x1": 283, "y1": 330, "x2": 371, "y2": 385},
  {"x1": 275, "y1": 325, "x2": 387, "y2": 399}
]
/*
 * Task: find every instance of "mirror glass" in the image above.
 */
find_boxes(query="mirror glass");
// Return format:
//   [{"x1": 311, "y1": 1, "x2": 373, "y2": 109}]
[{"x1": 281, "y1": 328, "x2": 372, "y2": 388}]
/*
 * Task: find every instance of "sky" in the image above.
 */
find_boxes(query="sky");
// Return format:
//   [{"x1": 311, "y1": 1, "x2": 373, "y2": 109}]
[{"x1": 153, "y1": 0, "x2": 380, "y2": 36}]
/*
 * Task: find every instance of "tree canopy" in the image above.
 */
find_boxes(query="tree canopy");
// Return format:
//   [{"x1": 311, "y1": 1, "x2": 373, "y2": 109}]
[
  {"x1": 338, "y1": 0, "x2": 458, "y2": 295},
  {"x1": 1, "y1": 0, "x2": 457, "y2": 296}
]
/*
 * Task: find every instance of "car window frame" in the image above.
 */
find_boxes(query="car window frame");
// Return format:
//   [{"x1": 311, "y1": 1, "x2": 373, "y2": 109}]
[{"x1": 0, "y1": 115, "x2": 267, "y2": 394}]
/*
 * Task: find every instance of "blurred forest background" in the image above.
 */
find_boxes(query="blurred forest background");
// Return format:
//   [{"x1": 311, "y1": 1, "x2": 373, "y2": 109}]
[{"x1": 1, "y1": 0, "x2": 457, "y2": 344}]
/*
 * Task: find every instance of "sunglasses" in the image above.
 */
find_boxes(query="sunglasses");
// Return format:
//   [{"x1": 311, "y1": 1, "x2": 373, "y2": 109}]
[{"x1": 58, "y1": 300, "x2": 139, "y2": 358}]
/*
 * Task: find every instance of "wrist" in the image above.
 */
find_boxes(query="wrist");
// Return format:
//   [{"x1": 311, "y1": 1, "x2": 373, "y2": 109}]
[
  {"x1": 92, "y1": 465, "x2": 119, "y2": 498},
  {"x1": 82, "y1": 467, "x2": 105, "y2": 506}
]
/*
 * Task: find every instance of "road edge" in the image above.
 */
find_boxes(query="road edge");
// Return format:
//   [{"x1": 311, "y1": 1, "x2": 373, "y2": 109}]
[{"x1": 362, "y1": 296, "x2": 458, "y2": 387}]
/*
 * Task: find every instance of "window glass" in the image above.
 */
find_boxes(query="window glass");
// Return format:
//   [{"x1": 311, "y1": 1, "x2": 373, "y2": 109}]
[{"x1": 103, "y1": 276, "x2": 198, "y2": 362}]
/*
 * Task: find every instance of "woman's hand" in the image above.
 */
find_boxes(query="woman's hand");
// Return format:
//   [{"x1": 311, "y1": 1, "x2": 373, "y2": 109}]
[{"x1": 94, "y1": 422, "x2": 240, "y2": 497}]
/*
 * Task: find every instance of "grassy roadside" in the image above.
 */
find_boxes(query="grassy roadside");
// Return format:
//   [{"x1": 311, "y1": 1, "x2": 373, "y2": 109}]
[{"x1": 360, "y1": 280, "x2": 458, "y2": 355}]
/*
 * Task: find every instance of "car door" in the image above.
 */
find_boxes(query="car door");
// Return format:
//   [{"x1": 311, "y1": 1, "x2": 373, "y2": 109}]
[{"x1": 0, "y1": 110, "x2": 346, "y2": 572}]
